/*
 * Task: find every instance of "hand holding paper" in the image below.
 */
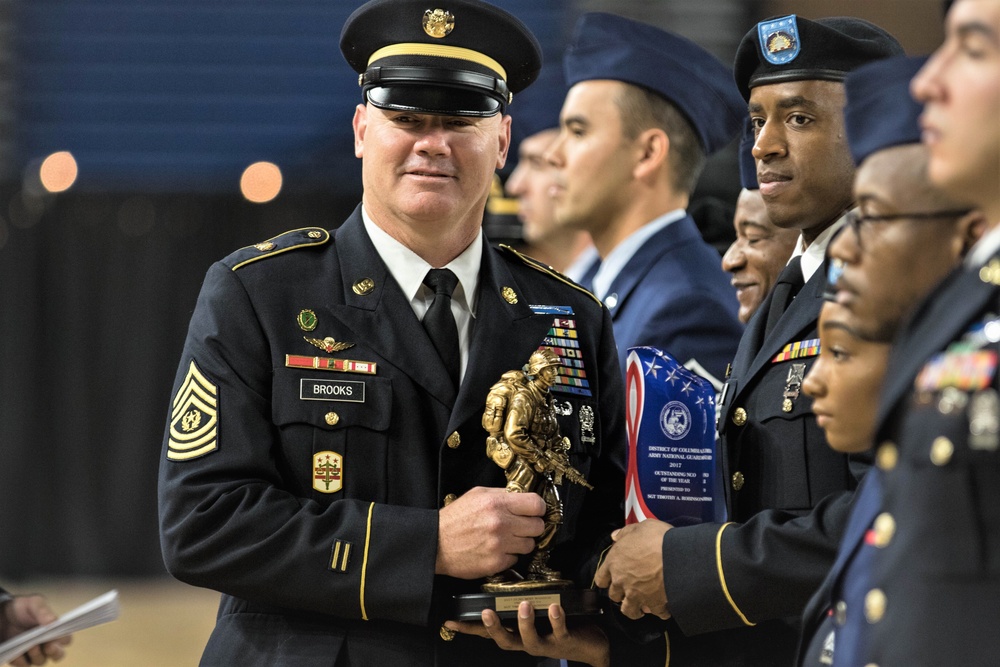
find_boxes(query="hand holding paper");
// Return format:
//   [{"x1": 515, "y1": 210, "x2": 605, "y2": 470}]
[{"x1": 0, "y1": 589, "x2": 119, "y2": 666}]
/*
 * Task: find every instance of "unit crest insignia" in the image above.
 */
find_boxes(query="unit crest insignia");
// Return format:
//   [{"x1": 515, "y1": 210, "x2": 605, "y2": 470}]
[{"x1": 167, "y1": 360, "x2": 219, "y2": 461}]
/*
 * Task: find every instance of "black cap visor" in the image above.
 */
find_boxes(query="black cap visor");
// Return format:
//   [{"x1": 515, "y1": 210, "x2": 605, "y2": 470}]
[{"x1": 366, "y1": 84, "x2": 502, "y2": 117}]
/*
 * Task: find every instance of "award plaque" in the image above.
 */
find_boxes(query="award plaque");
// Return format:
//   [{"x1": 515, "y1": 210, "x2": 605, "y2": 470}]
[
  {"x1": 450, "y1": 349, "x2": 601, "y2": 622},
  {"x1": 624, "y1": 347, "x2": 727, "y2": 526}
]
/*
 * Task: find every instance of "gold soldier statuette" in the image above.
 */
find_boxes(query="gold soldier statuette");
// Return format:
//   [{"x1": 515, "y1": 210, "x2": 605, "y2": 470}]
[{"x1": 481, "y1": 348, "x2": 592, "y2": 593}]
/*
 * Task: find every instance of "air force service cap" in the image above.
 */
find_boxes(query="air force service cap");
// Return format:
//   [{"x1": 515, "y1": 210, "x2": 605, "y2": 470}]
[
  {"x1": 844, "y1": 55, "x2": 928, "y2": 166},
  {"x1": 734, "y1": 15, "x2": 904, "y2": 101},
  {"x1": 564, "y1": 13, "x2": 745, "y2": 155},
  {"x1": 340, "y1": 0, "x2": 542, "y2": 117}
]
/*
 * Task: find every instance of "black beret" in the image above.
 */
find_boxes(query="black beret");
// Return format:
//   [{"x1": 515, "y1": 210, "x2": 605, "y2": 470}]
[
  {"x1": 845, "y1": 55, "x2": 928, "y2": 166},
  {"x1": 340, "y1": 0, "x2": 542, "y2": 117},
  {"x1": 734, "y1": 15, "x2": 904, "y2": 101},
  {"x1": 564, "y1": 13, "x2": 745, "y2": 155}
]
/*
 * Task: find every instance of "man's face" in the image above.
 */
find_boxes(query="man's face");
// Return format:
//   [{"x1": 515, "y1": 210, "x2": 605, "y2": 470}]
[
  {"x1": 545, "y1": 80, "x2": 641, "y2": 235},
  {"x1": 721, "y1": 188, "x2": 800, "y2": 323},
  {"x1": 537, "y1": 365, "x2": 558, "y2": 388},
  {"x1": 353, "y1": 104, "x2": 510, "y2": 232},
  {"x1": 749, "y1": 80, "x2": 856, "y2": 232},
  {"x1": 828, "y1": 144, "x2": 971, "y2": 341},
  {"x1": 506, "y1": 128, "x2": 561, "y2": 244},
  {"x1": 912, "y1": 0, "x2": 1000, "y2": 219},
  {"x1": 803, "y1": 302, "x2": 891, "y2": 453}
]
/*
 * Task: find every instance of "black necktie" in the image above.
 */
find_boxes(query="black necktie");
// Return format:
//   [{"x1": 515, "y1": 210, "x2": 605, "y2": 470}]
[
  {"x1": 763, "y1": 255, "x2": 804, "y2": 339},
  {"x1": 422, "y1": 268, "x2": 461, "y2": 389}
]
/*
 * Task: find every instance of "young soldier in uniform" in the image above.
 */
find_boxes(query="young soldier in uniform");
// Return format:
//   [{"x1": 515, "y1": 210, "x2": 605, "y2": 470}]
[
  {"x1": 545, "y1": 13, "x2": 745, "y2": 384},
  {"x1": 856, "y1": 1, "x2": 1000, "y2": 662},
  {"x1": 158, "y1": 2, "x2": 630, "y2": 665},
  {"x1": 596, "y1": 16, "x2": 902, "y2": 665},
  {"x1": 797, "y1": 54, "x2": 982, "y2": 667}
]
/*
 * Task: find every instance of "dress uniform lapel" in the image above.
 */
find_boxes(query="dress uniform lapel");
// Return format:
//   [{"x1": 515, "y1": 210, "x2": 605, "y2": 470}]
[
  {"x1": 446, "y1": 244, "x2": 553, "y2": 434},
  {"x1": 876, "y1": 261, "x2": 1000, "y2": 429},
  {"x1": 332, "y1": 209, "x2": 457, "y2": 407},
  {"x1": 742, "y1": 262, "x2": 826, "y2": 391},
  {"x1": 602, "y1": 216, "x2": 699, "y2": 319}
]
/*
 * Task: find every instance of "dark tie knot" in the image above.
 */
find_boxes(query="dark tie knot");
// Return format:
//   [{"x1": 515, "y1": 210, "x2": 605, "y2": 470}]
[{"x1": 424, "y1": 268, "x2": 459, "y2": 297}]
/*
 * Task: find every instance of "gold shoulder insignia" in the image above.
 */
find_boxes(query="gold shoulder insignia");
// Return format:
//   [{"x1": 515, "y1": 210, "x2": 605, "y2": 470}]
[
  {"x1": 230, "y1": 227, "x2": 331, "y2": 271},
  {"x1": 167, "y1": 360, "x2": 219, "y2": 461},
  {"x1": 499, "y1": 244, "x2": 602, "y2": 307}
]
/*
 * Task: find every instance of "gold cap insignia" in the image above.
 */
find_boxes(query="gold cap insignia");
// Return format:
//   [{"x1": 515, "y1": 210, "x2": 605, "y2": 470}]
[
  {"x1": 255, "y1": 241, "x2": 275, "y2": 252},
  {"x1": 313, "y1": 450, "x2": 343, "y2": 493},
  {"x1": 353, "y1": 278, "x2": 376, "y2": 296},
  {"x1": 307, "y1": 230, "x2": 323, "y2": 239},
  {"x1": 305, "y1": 336, "x2": 355, "y2": 354},
  {"x1": 501, "y1": 286, "x2": 518, "y2": 304},
  {"x1": 423, "y1": 9, "x2": 455, "y2": 38},
  {"x1": 167, "y1": 360, "x2": 219, "y2": 461},
  {"x1": 297, "y1": 309, "x2": 318, "y2": 331}
]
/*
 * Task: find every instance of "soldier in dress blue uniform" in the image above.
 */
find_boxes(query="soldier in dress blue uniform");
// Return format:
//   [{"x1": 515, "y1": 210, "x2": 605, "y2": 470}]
[
  {"x1": 595, "y1": 16, "x2": 903, "y2": 666},
  {"x1": 856, "y1": 1, "x2": 1000, "y2": 663},
  {"x1": 797, "y1": 54, "x2": 983, "y2": 667},
  {"x1": 157, "y1": 2, "x2": 637, "y2": 665},
  {"x1": 544, "y1": 13, "x2": 746, "y2": 385}
]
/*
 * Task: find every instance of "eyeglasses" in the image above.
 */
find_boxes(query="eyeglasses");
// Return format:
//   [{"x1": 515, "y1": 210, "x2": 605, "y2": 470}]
[{"x1": 845, "y1": 208, "x2": 972, "y2": 248}]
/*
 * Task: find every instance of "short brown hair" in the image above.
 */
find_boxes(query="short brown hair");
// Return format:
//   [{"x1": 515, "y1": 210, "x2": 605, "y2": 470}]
[{"x1": 614, "y1": 84, "x2": 706, "y2": 195}]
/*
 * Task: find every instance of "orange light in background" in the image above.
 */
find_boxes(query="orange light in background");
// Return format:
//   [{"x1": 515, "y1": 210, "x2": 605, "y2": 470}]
[
  {"x1": 39, "y1": 151, "x2": 78, "y2": 193},
  {"x1": 240, "y1": 162, "x2": 283, "y2": 203}
]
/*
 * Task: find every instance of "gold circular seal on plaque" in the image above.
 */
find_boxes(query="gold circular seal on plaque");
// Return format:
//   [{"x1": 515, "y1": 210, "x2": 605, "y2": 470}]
[{"x1": 423, "y1": 9, "x2": 455, "y2": 38}]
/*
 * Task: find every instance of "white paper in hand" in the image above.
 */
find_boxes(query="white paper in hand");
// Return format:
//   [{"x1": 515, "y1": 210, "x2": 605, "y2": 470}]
[{"x1": 0, "y1": 589, "x2": 119, "y2": 664}]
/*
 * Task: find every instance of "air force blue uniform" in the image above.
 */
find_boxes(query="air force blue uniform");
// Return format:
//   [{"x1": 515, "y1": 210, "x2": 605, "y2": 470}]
[{"x1": 603, "y1": 215, "x2": 743, "y2": 382}]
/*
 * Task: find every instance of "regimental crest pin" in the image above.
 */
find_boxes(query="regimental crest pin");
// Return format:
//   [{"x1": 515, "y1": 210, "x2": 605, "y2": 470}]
[
  {"x1": 313, "y1": 450, "x2": 343, "y2": 493},
  {"x1": 305, "y1": 336, "x2": 355, "y2": 354},
  {"x1": 502, "y1": 286, "x2": 518, "y2": 304},
  {"x1": 297, "y1": 309, "x2": 318, "y2": 332},
  {"x1": 423, "y1": 8, "x2": 455, "y2": 38},
  {"x1": 167, "y1": 360, "x2": 219, "y2": 461},
  {"x1": 758, "y1": 15, "x2": 800, "y2": 65},
  {"x1": 353, "y1": 278, "x2": 375, "y2": 296}
]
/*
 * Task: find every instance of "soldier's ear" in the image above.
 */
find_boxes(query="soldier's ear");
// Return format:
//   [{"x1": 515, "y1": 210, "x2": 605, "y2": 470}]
[{"x1": 633, "y1": 127, "x2": 669, "y2": 181}]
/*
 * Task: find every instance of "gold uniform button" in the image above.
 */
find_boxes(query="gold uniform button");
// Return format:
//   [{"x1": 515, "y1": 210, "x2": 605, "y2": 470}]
[
  {"x1": 439, "y1": 625, "x2": 456, "y2": 641},
  {"x1": 930, "y1": 436, "x2": 954, "y2": 466},
  {"x1": 872, "y1": 513, "x2": 896, "y2": 548},
  {"x1": 876, "y1": 441, "x2": 898, "y2": 471},
  {"x1": 732, "y1": 407, "x2": 748, "y2": 426},
  {"x1": 324, "y1": 411, "x2": 340, "y2": 426},
  {"x1": 864, "y1": 588, "x2": 886, "y2": 623},
  {"x1": 447, "y1": 432, "x2": 461, "y2": 449},
  {"x1": 732, "y1": 471, "x2": 745, "y2": 491},
  {"x1": 443, "y1": 493, "x2": 458, "y2": 506}
]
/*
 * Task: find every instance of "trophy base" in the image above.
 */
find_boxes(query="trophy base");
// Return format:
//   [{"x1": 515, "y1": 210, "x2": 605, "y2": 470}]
[{"x1": 450, "y1": 585, "x2": 601, "y2": 622}]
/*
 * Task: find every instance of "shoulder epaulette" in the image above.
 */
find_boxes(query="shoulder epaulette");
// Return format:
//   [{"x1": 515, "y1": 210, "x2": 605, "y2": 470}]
[
  {"x1": 229, "y1": 227, "x2": 331, "y2": 271},
  {"x1": 499, "y1": 244, "x2": 602, "y2": 307}
]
